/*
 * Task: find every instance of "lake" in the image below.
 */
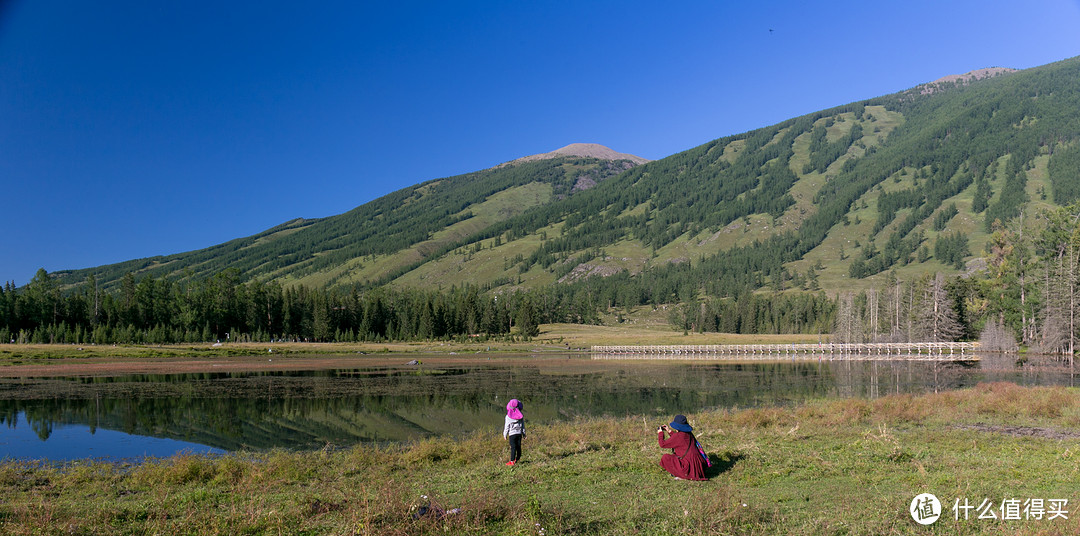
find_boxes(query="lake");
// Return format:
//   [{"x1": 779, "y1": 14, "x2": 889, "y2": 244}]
[{"x1": 0, "y1": 353, "x2": 1075, "y2": 461}]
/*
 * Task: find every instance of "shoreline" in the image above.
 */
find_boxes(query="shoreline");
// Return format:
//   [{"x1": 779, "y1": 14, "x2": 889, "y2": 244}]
[
  {"x1": 0, "y1": 324, "x2": 825, "y2": 376},
  {"x1": 2, "y1": 382, "x2": 1078, "y2": 534}
]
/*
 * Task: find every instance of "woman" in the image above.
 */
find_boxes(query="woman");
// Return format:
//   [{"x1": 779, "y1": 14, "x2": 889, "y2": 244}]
[{"x1": 657, "y1": 414, "x2": 707, "y2": 480}]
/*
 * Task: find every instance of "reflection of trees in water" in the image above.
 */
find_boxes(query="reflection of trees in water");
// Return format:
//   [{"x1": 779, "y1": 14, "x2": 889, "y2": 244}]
[
  {"x1": 980, "y1": 352, "x2": 1078, "y2": 388},
  {"x1": 0, "y1": 358, "x2": 1075, "y2": 453}
]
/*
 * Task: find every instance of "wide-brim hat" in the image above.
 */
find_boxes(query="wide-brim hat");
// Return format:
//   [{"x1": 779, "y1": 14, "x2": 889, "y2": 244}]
[
  {"x1": 669, "y1": 414, "x2": 693, "y2": 432},
  {"x1": 506, "y1": 399, "x2": 523, "y2": 420}
]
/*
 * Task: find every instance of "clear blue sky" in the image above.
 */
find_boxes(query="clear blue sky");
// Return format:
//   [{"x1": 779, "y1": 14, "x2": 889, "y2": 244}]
[{"x1": 3, "y1": 0, "x2": 1079, "y2": 286}]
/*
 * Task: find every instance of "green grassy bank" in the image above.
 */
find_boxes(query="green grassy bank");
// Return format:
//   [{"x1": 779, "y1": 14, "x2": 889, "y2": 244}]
[
  {"x1": 3, "y1": 382, "x2": 1079, "y2": 535},
  {"x1": 0, "y1": 323, "x2": 818, "y2": 365}
]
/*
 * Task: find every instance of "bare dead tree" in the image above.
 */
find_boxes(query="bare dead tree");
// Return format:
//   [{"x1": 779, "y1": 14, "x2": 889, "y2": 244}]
[
  {"x1": 867, "y1": 287, "x2": 880, "y2": 342},
  {"x1": 834, "y1": 292, "x2": 863, "y2": 344},
  {"x1": 1038, "y1": 206, "x2": 1080, "y2": 360},
  {"x1": 914, "y1": 273, "x2": 963, "y2": 342},
  {"x1": 979, "y1": 321, "x2": 1018, "y2": 352}
]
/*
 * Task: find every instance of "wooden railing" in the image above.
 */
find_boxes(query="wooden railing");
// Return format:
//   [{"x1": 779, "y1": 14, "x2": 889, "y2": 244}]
[{"x1": 591, "y1": 342, "x2": 979, "y2": 361}]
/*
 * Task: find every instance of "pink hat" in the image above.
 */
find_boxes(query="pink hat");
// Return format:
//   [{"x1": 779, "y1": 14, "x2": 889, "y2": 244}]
[{"x1": 506, "y1": 399, "x2": 523, "y2": 420}]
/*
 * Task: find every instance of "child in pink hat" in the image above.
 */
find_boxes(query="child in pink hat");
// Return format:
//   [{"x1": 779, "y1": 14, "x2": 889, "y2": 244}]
[{"x1": 502, "y1": 399, "x2": 526, "y2": 466}]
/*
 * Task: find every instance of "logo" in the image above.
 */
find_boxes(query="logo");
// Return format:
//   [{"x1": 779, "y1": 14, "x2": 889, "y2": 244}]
[{"x1": 911, "y1": 493, "x2": 942, "y2": 525}]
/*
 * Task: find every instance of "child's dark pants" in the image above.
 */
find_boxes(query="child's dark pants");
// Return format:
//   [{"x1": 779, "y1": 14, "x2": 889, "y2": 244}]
[{"x1": 508, "y1": 434, "x2": 522, "y2": 462}]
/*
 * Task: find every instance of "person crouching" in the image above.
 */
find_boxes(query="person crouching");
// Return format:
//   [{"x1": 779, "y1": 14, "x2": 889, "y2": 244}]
[{"x1": 657, "y1": 414, "x2": 707, "y2": 480}]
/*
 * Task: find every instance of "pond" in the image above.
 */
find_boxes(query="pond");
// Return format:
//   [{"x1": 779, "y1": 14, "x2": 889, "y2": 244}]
[{"x1": 0, "y1": 353, "x2": 1075, "y2": 461}]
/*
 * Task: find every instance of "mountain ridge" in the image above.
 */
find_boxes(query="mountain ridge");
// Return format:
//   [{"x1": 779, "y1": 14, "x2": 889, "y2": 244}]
[
  {"x1": 502, "y1": 143, "x2": 650, "y2": 167},
  {"x1": 49, "y1": 56, "x2": 1080, "y2": 301},
  {"x1": 919, "y1": 66, "x2": 1017, "y2": 95}
]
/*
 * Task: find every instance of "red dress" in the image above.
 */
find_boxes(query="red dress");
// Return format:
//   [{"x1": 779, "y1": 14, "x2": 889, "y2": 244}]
[{"x1": 658, "y1": 430, "x2": 707, "y2": 480}]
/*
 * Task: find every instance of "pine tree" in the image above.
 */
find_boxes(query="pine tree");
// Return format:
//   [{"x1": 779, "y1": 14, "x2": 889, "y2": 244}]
[{"x1": 515, "y1": 295, "x2": 540, "y2": 338}]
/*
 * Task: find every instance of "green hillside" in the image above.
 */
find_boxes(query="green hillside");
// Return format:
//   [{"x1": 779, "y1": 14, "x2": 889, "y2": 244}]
[
  {"x1": 391, "y1": 57, "x2": 1079, "y2": 301},
  {"x1": 56, "y1": 57, "x2": 1080, "y2": 299},
  {"x1": 14, "y1": 56, "x2": 1080, "y2": 348},
  {"x1": 53, "y1": 156, "x2": 639, "y2": 291}
]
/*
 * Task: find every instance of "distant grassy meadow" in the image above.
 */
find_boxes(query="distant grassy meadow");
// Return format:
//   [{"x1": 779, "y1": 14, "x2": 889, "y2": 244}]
[
  {"x1": 2, "y1": 381, "x2": 1079, "y2": 534},
  {"x1": 0, "y1": 322, "x2": 820, "y2": 367}
]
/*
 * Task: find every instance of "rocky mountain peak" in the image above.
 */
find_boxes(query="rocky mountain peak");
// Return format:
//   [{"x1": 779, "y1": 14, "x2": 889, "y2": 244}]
[{"x1": 506, "y1": 143, "x2": 650, "y2": 166}]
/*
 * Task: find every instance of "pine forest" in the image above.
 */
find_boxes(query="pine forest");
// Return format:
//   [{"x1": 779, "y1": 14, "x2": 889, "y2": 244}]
[{"x1": 5, "y1": 57, "x2": 1080, "y2": 355}]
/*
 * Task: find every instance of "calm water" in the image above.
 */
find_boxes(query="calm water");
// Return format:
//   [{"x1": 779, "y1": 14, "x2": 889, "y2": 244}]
[{"x1": 0, "y1": 353, "x2": 1075, "y2": 461}]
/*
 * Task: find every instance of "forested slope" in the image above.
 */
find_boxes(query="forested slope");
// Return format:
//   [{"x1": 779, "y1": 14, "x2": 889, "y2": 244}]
[
  {"x1": 52, "y1": 157, "x2": 638, "y2": 291},
  {"x1": 433, "y1": 56, "x2": 1080, "y2": 303},
  {"x1": 49, "y1": 57, "x2": 1080, "y2": 298},
  {"x1": 13, "y1": 56, "x2": 1080, "y2": 348}
]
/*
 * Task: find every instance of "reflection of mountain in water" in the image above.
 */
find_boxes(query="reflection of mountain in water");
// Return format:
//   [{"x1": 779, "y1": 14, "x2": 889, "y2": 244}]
[{"x1": 0, "y1": 356, "x2": 1072, "y2": 453}]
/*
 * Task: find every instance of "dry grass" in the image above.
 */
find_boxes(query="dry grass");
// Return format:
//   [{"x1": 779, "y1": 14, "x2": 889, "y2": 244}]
[
  {"x1": 3, "y1": 383, "x2": 1080, "y2": 534},
  {"x1": 0, "y1": 324, "x2": 824, "y2": 371}
]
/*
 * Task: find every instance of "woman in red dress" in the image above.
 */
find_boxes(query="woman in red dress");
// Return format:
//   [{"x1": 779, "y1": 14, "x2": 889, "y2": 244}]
[{"x1": 657, "y1": 414, "x2": 707, "y2": 480}]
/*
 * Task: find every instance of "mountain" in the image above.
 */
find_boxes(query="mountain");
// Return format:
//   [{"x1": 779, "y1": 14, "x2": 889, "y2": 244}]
[
  {"x1": 505, "y1": 143, "x2": 651, "y2": 166},
  {"x1": 918, "y1": 67, "x2": 1016, "y2": 95},
  {"x1": 54, "y1": 145, "x2": 646, "y2": 291},
  {"x1": 53, "y1": 56, "x2": 1080, "y2": 301}
]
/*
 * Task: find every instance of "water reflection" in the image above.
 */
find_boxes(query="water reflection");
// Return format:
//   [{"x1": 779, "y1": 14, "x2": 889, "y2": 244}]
[{"x1": 0, "y1": 354, "x2": 1074, "y2": 460}]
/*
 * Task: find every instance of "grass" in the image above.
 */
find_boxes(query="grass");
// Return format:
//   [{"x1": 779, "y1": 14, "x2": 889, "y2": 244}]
[
  {"x1": 2, "y1": 382, "x2": 1079, "y2": 534},
  {"x1": 0, "y1": 322, "x2": 825, "y2": 365}
]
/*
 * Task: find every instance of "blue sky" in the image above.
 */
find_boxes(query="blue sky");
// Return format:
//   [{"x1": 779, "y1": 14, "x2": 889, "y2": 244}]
[{"x1": 2, "y1": 0, "x2": 1080, "y2": 285}]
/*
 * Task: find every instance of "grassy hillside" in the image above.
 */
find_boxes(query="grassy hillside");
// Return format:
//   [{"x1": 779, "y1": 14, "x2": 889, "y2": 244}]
[
  {"x1": 52, "y1": 158, "x2": 637, "y2": 292},
  {"x1": 403, "y1": 57, "x2": 1080, "y2": 300},
  {"x1": 52, "y1": 57, "x2": 1080, "y2": 301}
]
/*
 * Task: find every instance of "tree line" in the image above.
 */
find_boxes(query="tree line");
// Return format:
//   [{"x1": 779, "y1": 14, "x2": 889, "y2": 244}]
[
  {"x1": 3, "y1": 267, "x2": 855, "y2": 344},
  {"x1": 0, "y1": 270, "x2": 576, "y2": 345},
  {"x1": 819, "y1": 202, "x2": 1080, "y2": 354},
  {"x1": 3, "y1": 195, "x2": 1077, "y2": 350},
  {"x1": 549, "y1": 201, "x2": 1080, "y2": 354}
]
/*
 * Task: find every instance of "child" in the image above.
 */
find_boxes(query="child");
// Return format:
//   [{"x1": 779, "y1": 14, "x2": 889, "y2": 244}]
[{"x1": 503, "y1": 399, "x2": 526, "y2": 466}]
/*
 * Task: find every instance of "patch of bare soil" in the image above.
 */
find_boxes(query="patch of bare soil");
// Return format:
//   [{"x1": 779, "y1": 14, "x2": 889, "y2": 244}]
[
  {"x1": 505, "y1": 143, "x2": 650, "y2": 166},
  {"x1": 919, "y1": 67, "x2": 1017, "y2": 95},
  {"x1": 953, "y1": 423, "x2": 1080, "y2": 441},
  {"x1": 557, "y1": 262, "x2": 623, "y2": 283}
]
